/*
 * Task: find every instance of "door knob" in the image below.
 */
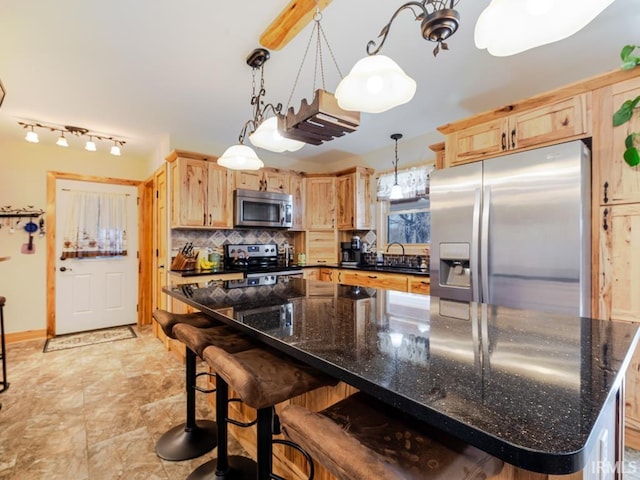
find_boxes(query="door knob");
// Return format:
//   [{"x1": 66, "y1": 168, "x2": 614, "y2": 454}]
[{"x1": 59, "y1": 266, "x2": 72, "y2": 272}]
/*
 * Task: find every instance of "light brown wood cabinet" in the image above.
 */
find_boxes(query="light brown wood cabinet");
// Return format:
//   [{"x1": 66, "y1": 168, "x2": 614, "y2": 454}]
[
  {"x1": 441, "y1": 94, "x2": 591, "y2": 167},
  {"x1": 289, "y1": 172, "x2": 305, "y2": 230},
  {"x1": 408, "y1": 276, "x2": 431, "y2": 295},
  {"x1": 169, "y1": 155, "x2": 233, "y2": 229},
  {"x1": 336, "y1": 167, "x2": 373, "y2": 230},
  {"x1": 305, "y1": 176, "x2": 336, "y2": 229},
  {"x1": 306, "y1": 230, "x2": 338, "y2": 265},
  {"x1": 337, "y1": 270, "x2": 408, "y2": 292},
  {"x1": 235, "y1": 168, "x2": 289, "y2": 194},
  {"x1": 594, "y1": 75, "x2": 640, "y2": 206}
]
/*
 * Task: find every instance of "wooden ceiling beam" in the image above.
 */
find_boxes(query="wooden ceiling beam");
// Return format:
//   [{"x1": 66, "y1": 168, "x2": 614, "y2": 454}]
[{"x1": 260, "y1": 0, "x2": 334, "y2": 51}]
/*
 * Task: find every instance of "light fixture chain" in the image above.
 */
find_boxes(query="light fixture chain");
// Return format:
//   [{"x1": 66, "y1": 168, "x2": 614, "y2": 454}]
[
  {"x1": 285, "y1": 19, "x2": 317, "y2": 111},
  {"x1": 318, "y1": 22, "x2": 343, "y2": 80},
  {"x1": 314, "y1": 17, "x2": 325, "y2": 94}
]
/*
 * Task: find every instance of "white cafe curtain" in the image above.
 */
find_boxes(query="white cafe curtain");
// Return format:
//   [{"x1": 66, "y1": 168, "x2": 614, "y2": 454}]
[
  {"x1": 61, "y1": 191, "x2": 128, "y2": 259},
  {"x1": 377, "y1": 165, "x2": 433, "y2": 200}
]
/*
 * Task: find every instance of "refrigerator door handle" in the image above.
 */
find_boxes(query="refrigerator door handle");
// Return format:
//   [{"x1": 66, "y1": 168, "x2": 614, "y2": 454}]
[
  {"x1": 480, "y1": 186, "x2": 491, "y2": 303},
  {"x1": 471, "y1": 188, "x2": 482, "y2": 302}
]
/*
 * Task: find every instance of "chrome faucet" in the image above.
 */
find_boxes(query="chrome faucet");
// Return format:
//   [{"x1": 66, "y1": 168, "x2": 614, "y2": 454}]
[{"x1": 386, "y1": 242, "x2": 406, "y2": 265}]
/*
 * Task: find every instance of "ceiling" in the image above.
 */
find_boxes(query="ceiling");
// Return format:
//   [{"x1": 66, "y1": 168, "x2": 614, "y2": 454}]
[{"x1": 0, "y1": 1, "x2": 638, "y2": 171}]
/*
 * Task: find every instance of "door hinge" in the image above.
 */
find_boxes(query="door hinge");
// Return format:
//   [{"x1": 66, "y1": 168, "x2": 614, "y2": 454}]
[
  {"x1": 156, "y1": 190, "x2": 159, "y2": 199},
  {"x1": 137, "y1": 304, "x2": 139, "y2": 312},
  {"x1": 156, "y1": 248, "x2": 159, "y2": 257},
  {"x1": 137, "y1": 251, "x2": 139, "y2": 259},
  {"x1": 137, "y1": 196, "x2": 140, "y2": 205}
]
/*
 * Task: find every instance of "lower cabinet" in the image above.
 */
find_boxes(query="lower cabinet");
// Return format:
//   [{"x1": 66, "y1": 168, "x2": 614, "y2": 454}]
[
  {"x1": 337, "y1": 270, "x2": 408, "y2": 292},
  {"x1": 408, "y1": 276, "x2": 431, "y2": 295},
  {"x1": 598, "y1": 204, "x2": 640, "y2": 448},
  {"x1": 306, "y1": 230, "x2": 338, "y2": 265}
]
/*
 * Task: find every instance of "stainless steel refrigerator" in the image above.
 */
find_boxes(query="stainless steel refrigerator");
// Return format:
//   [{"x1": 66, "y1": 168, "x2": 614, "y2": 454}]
[{"x1": 430, "y1": 140, "x2": 591, "y2": 316}]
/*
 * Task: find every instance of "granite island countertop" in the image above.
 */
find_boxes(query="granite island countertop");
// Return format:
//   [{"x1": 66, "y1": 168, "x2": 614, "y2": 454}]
[{"x1": 163, "y1": 277, "x2": 638, "y2": 475}]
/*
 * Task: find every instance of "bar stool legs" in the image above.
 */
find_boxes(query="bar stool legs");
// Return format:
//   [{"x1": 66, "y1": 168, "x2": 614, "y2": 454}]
[
  {"x1": 0, "y1": 296, "x2": 8, "y2": 394},
  {"x1": 156, "y1": 348, "x2": 218, "y2": 461},
  {"x1": 187, "y1": 374, "x2": 257, "y2": 480}
]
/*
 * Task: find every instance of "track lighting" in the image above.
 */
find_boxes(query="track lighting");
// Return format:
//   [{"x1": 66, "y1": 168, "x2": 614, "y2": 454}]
[
  {"x1": 56, "y1": 132, "x2": 68, "y2": 147},
  {"x1": 25, "y1": 125, "x2": 39, "y2": 143},
  {"x1": 18, "y1": 121, "x2": 126, "y2": 155}
]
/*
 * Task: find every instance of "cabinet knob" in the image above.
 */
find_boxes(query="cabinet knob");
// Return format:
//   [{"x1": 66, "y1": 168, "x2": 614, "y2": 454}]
[
  {"x1": 511, "y1": 129, "x2": 516, "y2": 148},
  {"x1": 501, "y1": 132, "x2": 507, "y2": 151},
  {"x1": 603, "y1": 208, "x2": 609, "y2": 231},
  {"x1": 603, "y1": 181, "x2": 609, "y2": 204}
]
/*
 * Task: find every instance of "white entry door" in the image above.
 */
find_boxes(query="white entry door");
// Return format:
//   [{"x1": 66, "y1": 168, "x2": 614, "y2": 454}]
[{"x1": 55, "y1": 179, "x2": 139, "y2": 335}]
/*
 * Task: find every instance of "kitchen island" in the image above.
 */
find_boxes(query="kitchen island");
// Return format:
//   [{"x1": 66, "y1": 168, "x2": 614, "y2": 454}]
[{"x1": 164, "y1": 277, "x2": 639, "y2": 479}]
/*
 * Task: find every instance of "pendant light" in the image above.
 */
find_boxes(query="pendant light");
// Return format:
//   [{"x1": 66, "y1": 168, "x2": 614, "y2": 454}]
[
  {"x1": 56, "y1": 132, "x2": 68, "y2": 147},
  {"x1": 389, "y1": 133, "x2": 403, "y2": 200},
  {"x1": 475, "y1": 0, "x2": 615, "y2": 57},
  {"x1": 25, "y1": 125, "x2": 39, "y2": 143},
  {"x1": 336, "y1": 0, "x2": 461, "y2": 114},
  {"x1": 217, "y1": 144, "x2": 264, "y2": 171}
]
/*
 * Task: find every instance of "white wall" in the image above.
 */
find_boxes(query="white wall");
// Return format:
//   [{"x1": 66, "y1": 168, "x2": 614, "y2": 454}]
[{"x1": 0, "y1": 138, "x2": 151, "y2": 335}]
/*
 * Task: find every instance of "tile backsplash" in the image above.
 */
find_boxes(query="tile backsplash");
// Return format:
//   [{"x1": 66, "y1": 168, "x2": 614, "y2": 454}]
[{"x1": 171, "y1": 229, "x2": 296, "y2": 255}]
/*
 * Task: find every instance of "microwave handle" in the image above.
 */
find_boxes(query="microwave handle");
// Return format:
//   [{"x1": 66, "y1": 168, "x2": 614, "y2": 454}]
[{"x1": 280, "y1": 201, "x2": 285, "y2": 225}]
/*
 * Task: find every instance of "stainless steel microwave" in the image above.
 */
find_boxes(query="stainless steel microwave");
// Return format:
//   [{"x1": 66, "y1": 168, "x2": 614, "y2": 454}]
[{"x1": 234, "y1": 189, "x2": 293, "y2": 228}]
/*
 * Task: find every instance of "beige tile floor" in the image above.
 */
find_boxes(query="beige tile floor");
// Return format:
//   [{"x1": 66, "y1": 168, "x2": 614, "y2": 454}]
[{"x1": 0, "y1": 325, "x2": 247, "y2": 480}]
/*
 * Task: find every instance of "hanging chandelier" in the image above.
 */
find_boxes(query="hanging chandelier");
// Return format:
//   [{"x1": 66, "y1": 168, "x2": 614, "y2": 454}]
[
  {"x1": 218, "y1": 48, "x2": 304, "y2": 171},
  {"x1": 475, "y1": 0, "x2": 615, "y2": 57},
  {"x1": 336, "y1": 0, "x2": 461, "y2": 114}
]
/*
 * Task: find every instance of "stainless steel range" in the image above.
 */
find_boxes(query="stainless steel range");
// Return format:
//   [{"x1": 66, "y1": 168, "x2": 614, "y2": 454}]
[{"x1": 224, "y1": 243, "x2": 303, "y2": 278}]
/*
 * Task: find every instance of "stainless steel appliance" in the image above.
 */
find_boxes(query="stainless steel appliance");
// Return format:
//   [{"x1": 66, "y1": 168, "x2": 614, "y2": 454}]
[
  {"x1": 430, "y1": 140, "x2": 591, "y2": 316},
  {"x1": 224, "y1": 243, "x2": 303, "y2": 278},
  {"x1": 234, "y1": 189, "x2": 293, "y2": 228},
  {"x1": 340, "y1": 237, "x2": 363, "y2": 267}
]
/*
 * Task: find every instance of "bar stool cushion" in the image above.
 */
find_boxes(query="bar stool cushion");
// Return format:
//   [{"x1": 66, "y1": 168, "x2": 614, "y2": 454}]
[
  {"x1": 152, "y1": 309, "x2": 220, "y2": 339},
  {"x1": 173, "y1": 323, "x2": 256, "y2": 359},
  {"x1": 202, "y1": 346, "x2": 336, "y2": 410},
  {"x1": 280, "y1": 392, "x2": 504, "y2": 480}
]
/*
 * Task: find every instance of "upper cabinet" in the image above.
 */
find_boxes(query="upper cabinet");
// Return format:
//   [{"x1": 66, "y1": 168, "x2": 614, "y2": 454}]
[
  {"x1": 336, "y1": 167, "x2": 373, "y2": 231},
  {"x1": 594, "y1": 75, "x2": 640, "y2": 206},
  {"x1": 440, "y1": 93, "x2": 591, "y2": 168},
  {"x1": 168, "y1": 151, "x2": 233, "y2": 229},
  {"x1": 235, "y1": 168, "x2": 289, "y2": 194},
  {"x1": 289, "y1": 172, "x2": 305, "y2": 230},
  {"x1": 305, "y1": 176, "x2": 336, "y2": 230}
]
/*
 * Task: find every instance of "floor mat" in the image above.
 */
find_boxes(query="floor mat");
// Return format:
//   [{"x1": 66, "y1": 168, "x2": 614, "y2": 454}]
[{"x1": 43, "y1": 325, "x2": 137, "y2": 352}]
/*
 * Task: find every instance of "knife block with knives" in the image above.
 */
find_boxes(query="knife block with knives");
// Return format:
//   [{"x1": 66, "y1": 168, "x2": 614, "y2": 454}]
[{"x1": 171, "y1": 243, "x2": 198, "y2": 271}]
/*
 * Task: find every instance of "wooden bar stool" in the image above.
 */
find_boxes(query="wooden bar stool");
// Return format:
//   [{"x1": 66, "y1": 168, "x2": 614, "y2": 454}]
[
  {"x1": 189, "y1": 345, "x2": 337, "y2": 480},
  {"x1": 152, "y1": 309, "x2": 224, "y2": 461},
  {"x1": 280, "y1": 391, "x2": 505, "y2": 480}
]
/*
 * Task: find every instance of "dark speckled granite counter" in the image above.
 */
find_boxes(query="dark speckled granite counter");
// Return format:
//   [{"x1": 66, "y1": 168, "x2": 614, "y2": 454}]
[{"x1": 164, "y1": 277, "x2": 639, "y2": 475}]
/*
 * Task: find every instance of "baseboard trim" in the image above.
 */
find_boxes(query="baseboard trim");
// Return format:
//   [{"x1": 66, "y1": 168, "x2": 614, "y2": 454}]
[{"x1": 5, "y1": 329, "x2": 47, "y2": 344}]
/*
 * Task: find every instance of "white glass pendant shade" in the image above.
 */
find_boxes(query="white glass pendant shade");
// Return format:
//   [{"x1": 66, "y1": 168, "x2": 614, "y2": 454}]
[
  {"x1": 110, "y1": 145, "x2": 121, "y2": 156},
  {"x1": 249, "y1": 117, "x2": 304, "y2": 153},
  {"x1": 25, "y1": 130, "x2": 39, "y2": 143},
  {"x1": 475, "y1": 0, "x2": 615, "y2": 57},
  {"x1": 389, "y1": 332, "x2": 404, "y2": 348},
  {"x1": 389, "y1": 183, "x2": 403, "y2": 200},
  {"x1": 335, "y1": 55, "x2": 416, "y2": 114},
  {"x1": 217, "y1": 144, "x2": 264, "y2": 171},
  {"x1": 85, "y1": 140, "x2": 96, "y2": 151},
  {"x1": 56, "y1": 135, "x2": 68, "y2": 147}
]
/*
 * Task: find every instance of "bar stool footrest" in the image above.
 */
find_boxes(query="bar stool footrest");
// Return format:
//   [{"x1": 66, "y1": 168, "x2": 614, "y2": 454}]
[{"x1": 156, "y1": 420, "x2": 218, "y2": 461}]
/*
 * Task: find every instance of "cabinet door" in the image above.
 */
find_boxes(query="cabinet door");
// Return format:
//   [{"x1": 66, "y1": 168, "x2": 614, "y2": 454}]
[
  {"x1": 354, "y1": 169, "x2": 372, "y2": 230},
  {"x1": 174, "y1": 158, "x2": 208, "y2": 227},
  {"x1": 207, "y1": 163, "x2": 234, "y2": 228},
  {"x1": 263, "y1": 168, "x2": 289, "y2": 194},
  {"x1": 289, "y1": 173, "x2": 305, "y2": 230},
  {"x1": 599, "y1": 204, "x2": 640, "y2": 322},
  {"x1": 306, "y1": 177, "x2": 336, "y2": 229},
  {"x1": 306, "y1": 230, "x2": 337, "y2": 265},
  {"x1": 336, "y1": 175, "x2": 354, "y2": 230},
  {"x1": 319, "y1": 268, "x2": 335, "y2": 282},
  {"x1": 408, "y1": 277, "x2": 431, "y2": 295},
  {"x1": 235, "y1": 170, "x2": 262, "y2": 191},
  {"x1": 512, "y1": 94, "x2": 590, "y2": 150},
  {"x1": 445, "y1": 118, "x2": 509, "y2": 167},
  {"x1": 596, "y1": 76, "x2": 640, "y2": 205}
]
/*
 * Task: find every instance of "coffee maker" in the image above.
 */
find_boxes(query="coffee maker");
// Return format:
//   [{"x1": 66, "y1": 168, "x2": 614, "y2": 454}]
[{"x1": 340, "y1": 236, "x2": 363, "y2": 267}]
